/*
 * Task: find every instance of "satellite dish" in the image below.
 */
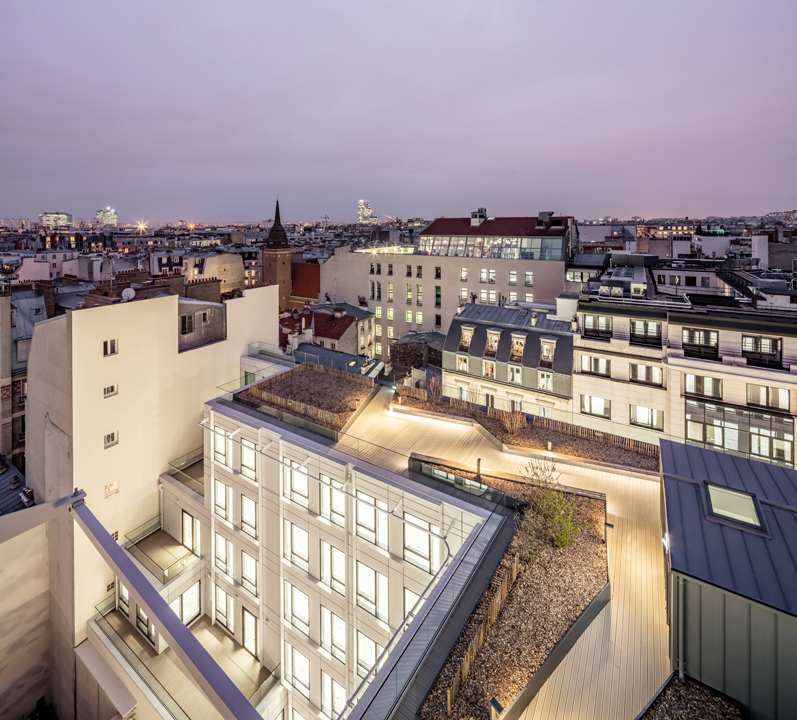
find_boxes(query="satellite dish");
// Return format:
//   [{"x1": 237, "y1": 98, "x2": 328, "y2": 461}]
[{"x1": 121, "y1": 288, "x2": 136, "y2": 302}]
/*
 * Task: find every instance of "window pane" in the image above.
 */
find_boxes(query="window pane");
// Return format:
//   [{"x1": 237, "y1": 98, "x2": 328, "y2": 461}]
[{"x1": 708, "y1": 485, "x2": 760, "y2": 526}]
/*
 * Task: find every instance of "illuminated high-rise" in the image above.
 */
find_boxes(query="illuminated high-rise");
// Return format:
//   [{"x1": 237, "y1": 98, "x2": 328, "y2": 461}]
[
  {"x1": 95, "y1": 206, "x2": 118, "y2": 226},
  {"x1": 357, "y1": 199, "x2": 377, "y2": 225},
  {"x1": 38, "y1": 211, "x2": 72, "y2": 228}
]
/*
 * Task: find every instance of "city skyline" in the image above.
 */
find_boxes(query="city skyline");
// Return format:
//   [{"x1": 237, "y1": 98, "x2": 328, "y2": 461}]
[{"x1": 2, "y1": 0, "x2": 796, "y2": 223}]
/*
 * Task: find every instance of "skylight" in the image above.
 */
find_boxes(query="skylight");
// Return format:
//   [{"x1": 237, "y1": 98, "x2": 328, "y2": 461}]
[{"x1": 707, "y1": 485, "x2": 760, "y2": 527}]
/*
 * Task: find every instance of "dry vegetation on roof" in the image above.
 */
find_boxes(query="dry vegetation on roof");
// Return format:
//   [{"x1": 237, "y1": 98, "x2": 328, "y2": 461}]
[
  {"x1": 420, "y1": 461, "x2": 608, "y2": 720},
  {"x1": 642, "y1": 676, "x2": 741, "y2": 720}
]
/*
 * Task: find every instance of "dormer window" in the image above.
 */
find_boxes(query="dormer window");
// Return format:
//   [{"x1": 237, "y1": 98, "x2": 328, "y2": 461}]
[
  {"x1": 540, "y1": 338, "x2": 556, "y2": 369},
  {"x1": 459, "y1": 326, "x2": 474, "y2": 352},
  {"x1": 484, "y1": 330, "x2": 500, "y2": 358},
  {"x1": 510, "y1": 334, "x2": 525, "y2": 363}
]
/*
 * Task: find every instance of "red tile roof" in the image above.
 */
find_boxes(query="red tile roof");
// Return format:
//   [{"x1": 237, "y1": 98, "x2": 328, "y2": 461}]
[
  {"x1": 420, "y1": 216, "x2": 572, "y2": 238},
  {"x1": 291, "y1": 263, "x2": 320, "y2": 300},
  {"x1": 312, "y1": 311, "x2": 356, "y2": 340}
]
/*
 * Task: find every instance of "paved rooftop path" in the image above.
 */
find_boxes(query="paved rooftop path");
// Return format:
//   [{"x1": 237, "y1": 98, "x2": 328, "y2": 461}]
[{"x1": 342, "y1": 388, "x2": 670, "y2": 720}]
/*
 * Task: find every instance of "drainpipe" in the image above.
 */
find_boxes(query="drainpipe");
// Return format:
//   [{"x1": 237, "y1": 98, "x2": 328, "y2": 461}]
[{"x1": 678, "y1": 574, "x2": 685, "y2": 681}]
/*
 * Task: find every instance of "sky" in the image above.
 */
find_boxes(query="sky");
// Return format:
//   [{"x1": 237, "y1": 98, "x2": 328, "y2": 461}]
[{"x1": 1, "y1": 0, "x2": 795, "y2": 224}]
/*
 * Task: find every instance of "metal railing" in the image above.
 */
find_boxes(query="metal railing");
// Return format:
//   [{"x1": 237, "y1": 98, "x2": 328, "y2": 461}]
[
  {"x1": 125, "y1": 516, "x2": 201, "y2": 584},
  {"x1": 93, "y1": 595, "x2": 191, "y2": 720},
  {"x1": 168, "y1": 447, "x2": 205, "y2": 496}
]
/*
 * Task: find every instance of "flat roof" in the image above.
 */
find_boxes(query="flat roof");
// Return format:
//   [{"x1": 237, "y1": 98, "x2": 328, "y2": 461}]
[{"x1": 661, "y1": 440, "x2": 797, "y2": 616}]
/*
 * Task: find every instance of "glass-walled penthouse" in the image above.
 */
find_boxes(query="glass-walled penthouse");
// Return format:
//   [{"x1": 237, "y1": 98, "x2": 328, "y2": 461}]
[{"x1": 414, "y1": 235, "x2": 565, "y2": 261}]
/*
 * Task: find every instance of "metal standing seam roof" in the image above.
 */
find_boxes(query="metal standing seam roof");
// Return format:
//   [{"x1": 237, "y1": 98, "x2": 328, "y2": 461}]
[
  {"x1": 0, "y1": 462, "x2": 27, "y2": 516},
  {"x1": 660, "y1": 440, "x2": 797, "y2": 616}
]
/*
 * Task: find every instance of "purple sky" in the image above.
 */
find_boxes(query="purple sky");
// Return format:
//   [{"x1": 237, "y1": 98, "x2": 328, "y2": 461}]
[{"x1": 2, "y1": 0, "x2": 795, "y2": 224}]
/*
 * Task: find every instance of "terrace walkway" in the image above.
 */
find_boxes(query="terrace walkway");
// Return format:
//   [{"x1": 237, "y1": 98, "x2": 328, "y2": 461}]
[{"x1": 342, "y1": 387, "x2": 669, "y2": 720}]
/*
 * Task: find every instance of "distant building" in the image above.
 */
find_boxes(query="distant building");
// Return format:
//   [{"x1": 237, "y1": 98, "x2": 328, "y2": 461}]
[
  {"x1": 357, "y1": 199, "x2": 377, "y2": 225},
  {"x1": 261, "y1": 199, "x2": 292, "y2": 310},
  {"x1": 38, "y1": 212, "x2": 72, "y2": 228},
  {"x1": 95, "y1": 207, "x2": 118, "y2": 227}
]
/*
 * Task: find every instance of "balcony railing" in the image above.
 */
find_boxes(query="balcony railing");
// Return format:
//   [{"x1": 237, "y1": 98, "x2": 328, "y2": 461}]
[
  {"x1": 742, "y1": 351, "x2": 782, "y2": 369},
  {"x1": 168, "y1": 447, "x2": 205, "y2": 496},
  {"x1": 125, "y1": 516, "x2": 201, "y2": 584},
  {"x1": 630, "y1": 333, "x2": 662, "y2": 348},
  {"x1": 583, "y1": 328, "x2": 613, "y2": 340},
  {"x1": 683, "y1": 343, "x2": 719, "y2": 360},
  {"x1": 94, "y1": 596, "x2": 191, "y2": 720}
]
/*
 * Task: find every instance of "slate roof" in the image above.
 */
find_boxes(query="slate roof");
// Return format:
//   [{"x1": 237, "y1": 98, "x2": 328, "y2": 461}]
[
  {"x1": 443, "y1": 303, "x2": 574, "y2": 373},
  {"x1": 661, "y1": 440, "x2": 797, "y2": 616},
  {"x1": 0, "y1": 461, "x2": 27, "y2": 516}
]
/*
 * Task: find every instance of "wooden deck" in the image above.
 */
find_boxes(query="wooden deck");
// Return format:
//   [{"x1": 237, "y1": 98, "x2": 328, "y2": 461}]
[
  {"x1": 106, "y1": 610, "x2": 270, "y2": 719},
  {"x1": 342, "y1": 389, "x2": 670, "y2": 720}
]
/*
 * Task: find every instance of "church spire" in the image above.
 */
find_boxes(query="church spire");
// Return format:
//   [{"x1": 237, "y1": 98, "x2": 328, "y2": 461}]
[{"x1": 274, "y1": 198, "x2": 281, "y2": 227}]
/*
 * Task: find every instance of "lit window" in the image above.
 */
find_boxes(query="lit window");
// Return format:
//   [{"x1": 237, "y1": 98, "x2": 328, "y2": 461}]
[
  {"x1": 356, "y1": 492, "x2": 388, "y2": 548},
  {"x1": 460, "y1": 268, "x2": 467, "y2": 281},
  {"x1": 483, "y1": 360, "x2": 495, "y2": 378},
  {"x1": 357, "y1": 561, "x2": 388, "y2": 621},
  {"x1": 285, "y1": 642, "x2": 310, "y2": 697},
  {"x1": 319, "y1": 474, "x2": 345, "y2": 527},
  {"x1": 284, "y1": 581, "x2": 310, "y2": 635},
  {"x1": 525, "y1": 293, "x2": 533, "y2": 302},
  {"x1": 405, "y1": 310, "x2": 412, "y2": 322},
  {"x1": 488, "y1": 290, "x2": 497, "y2": 303},
  {"x1": 538, "y1": 372, "x2": 552, "y2": 391},
  {"x1": 213, "y1": 425, "x2": 227, "y2": 464},
  {"x1": 215, "y1": 585, "x2": 233, "y2": 632},
  {"x1": 540, "y1": 340, "x2": 555, "y2": 368},
  {"x1": 322, "y1": 671, "x2": 346, "y2": 719},
  {"x1": 630, "y1": 364, "x2": 662, "y2": 385},
  {"x1": 581, "y1": 355, "x2": 609, "y2": 376},
  {"x1": 283, "y1": 459, "x2": 309, "y2": 507},
  {"x1": 321, "y1": 540, "x2": 346, "y2": 594},
  {"x1": 214, "y1": 480, "x2": 232, "y2": 520},
  {"x1": 321, "y1": 607, "x2": 346, "y2": 662},
  {"x1": 357, "y1": 631, "x2": 384, "y2": 678},
  {"x1": 509, "y1": 291, "x2": 517, "y2": 302},
  {"x1": 630, "y1": 405, "x2": 664, "y2": 430},
  {"x1": 376, "y1": 324, "x2": 382, "y2": 336},
  {"x1": 241, "y1": 495, "x2": 257, "y2": 538},
  {"x1": 241, "y1": 438, "x2": 257, "y2": 479},
  {"x1": 581, "y1": 394, "x2": 610, "y2": 418},
  {"x1": 375, "y1": 342, "x2": 382, "y2": 354},
  {"x1": 457, "y1": 355, "x2": 468, "y2": 372},
  {"x1": 214, "y1": 532, "x2": 233, "y2": 575},
  {"x1": 524, "y1": 271, "x2": 533, "y2": 286},
  {"x1": 747, "y1": 384, "x2": 789, "y2": 410},
  {"x1": 460, "y1": 287, "x2": 468, "y2": 300},
  {"x1": 388, "y1": 326, "x2": 394, "y2": 338},
  {"x1": 416, "y1": 311, "x2": 423, "y2": 324},
  {"x1": 403, "y1": 513, "x2": 440, "y2": 573},
  {"x1": 284, "y1": 519, "x2": 309, "y2": 570},
  {"x1": 243, "y1": 607, "x2": 258, "y2": 658},
  {"x1": 684, "y1": 374, "x2": 721, "y2": 399},
  {"x1": 387, "y1": 307, "x2": 393, "y2": 320},
  {"x1": 707, "y1": 484, "x2": 760, "y2": 527},
  {"x1": 459, "y1": 326, "x2": 473, "y2": 351},
  {"x1": 509, "y1": 365, "x2": 522, "y2": 384},
  {"x1": 509, "y1": 270, "x2": 517, "y2": 285}
]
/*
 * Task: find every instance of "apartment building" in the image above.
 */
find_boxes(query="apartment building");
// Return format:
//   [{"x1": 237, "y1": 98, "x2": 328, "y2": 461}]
[
  {"x1": 24, "y1": 284, "x2": 279, "y2": 720},
  {"x1": 319, "y1": 209, "x2": 577, "y2": 361},
  {"x1": 442, "y1": 256, "x2": 797, "y2": 467}
]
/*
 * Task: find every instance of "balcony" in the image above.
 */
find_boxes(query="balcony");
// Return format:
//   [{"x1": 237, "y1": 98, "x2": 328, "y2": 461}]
[
  {"x1": 742, "y1": 350, "x2": 782, "y2": 369},
  {"x1": 583, "y1": 328, "x2": 612, "y2": 341},
  {"x1": 169, "y1": 447, "x2": 205, "y2": 496},
  {"x1": 630, "y1": 333, "x2": 662, "y2": 348},
  {"x1": 94, "y1": 598, "x2": 277, "y2": 719},
  {"x1": 125, "y1": 516, "x2": 201, "y2": 584},
  {"x1": 683, "y1": 343, "x2": 719, "y2": 361}
]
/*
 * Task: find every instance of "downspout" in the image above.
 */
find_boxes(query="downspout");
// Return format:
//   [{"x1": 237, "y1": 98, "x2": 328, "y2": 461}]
[{"x1": 678, "y1": 574, "x2": 685, "y2": 681}]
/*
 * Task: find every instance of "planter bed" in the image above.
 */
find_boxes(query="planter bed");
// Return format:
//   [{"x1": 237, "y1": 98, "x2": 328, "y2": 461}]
[
  {"x1": 396, "y1": 395, "x2": 659, "y2": 472},
  {"x1": 420, "y1": 465, "x2": 608, "y2": 720},
  {"x1": 640, "y1": 676, "x2": 740, "y2": 720}
]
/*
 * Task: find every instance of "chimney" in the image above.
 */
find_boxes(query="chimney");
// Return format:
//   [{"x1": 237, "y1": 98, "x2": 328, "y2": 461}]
[
  {"x1": 531, "y1": 313, "x2": 538, "y2": 327},
  {"x1": 470, "y1": 207, "x2": 487, "y2": 227}
]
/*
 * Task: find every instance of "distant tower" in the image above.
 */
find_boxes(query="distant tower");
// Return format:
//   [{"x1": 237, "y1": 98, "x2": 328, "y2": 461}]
[
  {"x1": 261, "y1": 199, "x2": 292, "y2": 310},
  {"x1": 95, "y1": 207, "x2": 118, "y2": 227},
  {"x1": 358, "y1": 199, "x2": 377, "y2": 225}
]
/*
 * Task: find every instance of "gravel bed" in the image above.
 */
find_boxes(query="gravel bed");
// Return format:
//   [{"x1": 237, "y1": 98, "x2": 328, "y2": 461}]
[
  {"x1": 420, "y1": 465, "x2": 608, "y2": 720},
  {"x1": 237, "y1": 368, "x2": 370, "y2": 429},
  {"x1": 642, "y1": 676, "x2": 741, "y2": 719},
  {"x1": 396, "y1": 395, "x2": 659, "y2": 472}
]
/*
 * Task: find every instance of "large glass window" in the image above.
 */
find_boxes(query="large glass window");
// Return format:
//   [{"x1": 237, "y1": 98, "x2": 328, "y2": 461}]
[
  {"x1": 214, "y1": 533, "x2": 232, "y2": 575},
  {"x1": 182, "y1": 510, "x2": 200, "y2": 554},
  {"x1": 630, "y1": 364, "x2": 662, "y2": 385},
  {"x1": 581, "y1": 355, "x2": 610, "y2": 376},
  {"x1": 320, "y1": 474, "x2": 345, "y2": 526},
  {"x1": 137, "y1": 605, "x2": 156, "y2": 643},
  {"x1": 747, "y1": 384, "x2": 789, "y2": 411},
  {"x1": 583, "y1": 314, "x2": 612, "y2": 339},
  {"x1": 357, "y1": 561, "x2": 389, "y2": 622},
  {"x1": 213, "y1": 425, "x2": 228, "y2": 464},
  {"x1": 321, "y1": 606, "x2": 346, "y2": 662},
  {"x1": 684, "y1": 374, "x2": 722, "y2": 399},
  {"x1": 630, "y1": 405, "x2": 664, "y2": 430},
  {"x1": 170, "y1": 580, "x2": 201, "y2": 625},
  {"x1": 284, "y1": 581, "x2": 310, "y2": 635},
  {"x1": 214, "y1": 480, "x2": 232, "y2": 521},
  {"x1": 357, "y1": 631, "x2": 384, "y2": 678},
  {"x1": 215, "y1": 585, "x2": 233, "y2": 632},
  {"x1": 243, "y1": 607, "x2": 258, "y2": 658},
  {"x1": 118, "y1": 582, "x2": 129, "y2": 615}
]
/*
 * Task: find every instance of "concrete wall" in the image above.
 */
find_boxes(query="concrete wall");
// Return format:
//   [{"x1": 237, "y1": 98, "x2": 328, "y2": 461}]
[
  {"x1": 672, "y1": 573, "x2": 797, "y2": 720},
  {"x1": 0, "y1": 523, "x2": 50, "y2": 718}
]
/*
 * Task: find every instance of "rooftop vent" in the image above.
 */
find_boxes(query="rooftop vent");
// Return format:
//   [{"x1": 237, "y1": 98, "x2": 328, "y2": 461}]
[
  {"x1": 333, "y1": 307, "x2": 347, "y2": 319},
  {"x1": 470, "y1": 208, "x2": 487, "y2": 227}
]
